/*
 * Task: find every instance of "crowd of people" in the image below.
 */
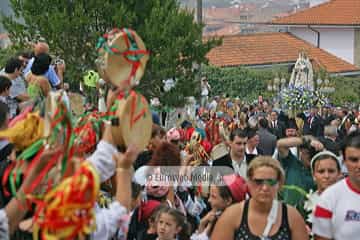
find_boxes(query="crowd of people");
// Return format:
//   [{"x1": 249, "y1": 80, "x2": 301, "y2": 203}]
[{"x1": 0, "y1": 40, "x2": 359, "y2": 240}]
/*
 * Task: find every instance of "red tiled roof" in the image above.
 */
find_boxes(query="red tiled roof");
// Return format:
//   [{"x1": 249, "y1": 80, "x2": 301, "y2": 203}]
[
  {"x1": 272, "y1": 0, "x2": 360, "y2": 25},
  {"x1": 0, "y1": 33, "x2": 9, "y2": 40},
  {"x1": 206, "y1": 32, "x2": 360, "y2": 73},
  {"x1": 204, "y1": 25, "x2": 242, "y2": 37}
]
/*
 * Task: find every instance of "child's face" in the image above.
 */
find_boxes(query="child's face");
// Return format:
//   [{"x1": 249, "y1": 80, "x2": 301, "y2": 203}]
[
  {"x1": 4, "y1": 87, "x2": 10, "y2": 97},
  {"x1": 157, "y1": 213, "x2": 181, "y2": 240},
  {"x1": 208, "y1": 185, "x2": 229, "y2": 211}
]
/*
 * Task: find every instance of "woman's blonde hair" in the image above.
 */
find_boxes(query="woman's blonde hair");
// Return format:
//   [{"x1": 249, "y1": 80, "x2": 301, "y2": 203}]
[{"x1": 247, "y1": 156, "x2": 285, "y2": 185}]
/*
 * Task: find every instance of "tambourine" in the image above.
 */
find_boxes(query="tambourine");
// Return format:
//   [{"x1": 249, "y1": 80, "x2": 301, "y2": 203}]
[
  {"x1": 210, "y1": 142, "x2": 229, "y2": 160},
  {"x1": 44, "y1": 90, "x2": 73, "y2": 150},
  {"x1": 44, "y1": 91, "x2": 62, "y2": 138},
  {"x1": 96, "y1": 28, "x2": 149, "y2": 91},
  {"x1": 68, "y1": 92, "x2": 85, "y2": 116},
  {"x1": 111, "y1": 91, "x2": 152, "y2": 150}
]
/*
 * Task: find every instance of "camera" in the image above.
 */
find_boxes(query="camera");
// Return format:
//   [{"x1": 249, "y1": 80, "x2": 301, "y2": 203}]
[{"x1": 54, "y1": 58, "x2": 65, "y2": 65}]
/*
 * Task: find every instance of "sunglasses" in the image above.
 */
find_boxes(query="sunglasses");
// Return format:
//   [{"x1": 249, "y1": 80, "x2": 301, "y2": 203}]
[{"x1": 251, "y1": 178, "x2": 278, "y2": 187}]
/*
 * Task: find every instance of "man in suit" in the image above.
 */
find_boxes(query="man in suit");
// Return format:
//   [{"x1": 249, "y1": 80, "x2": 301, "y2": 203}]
[
  {"x1": 318, "y1": 125, "x2": 341, "y2": 156},
  {"x1": 245, "y1": 128, "x2": 263, "y2": 163},
  {"x1": 257, "y1": 118, "x2": 277, "y2": 156},
  {"x1": 336, "y1": 107, "x2": 351, "y2": 140},
  {"x1": 303, "y1": 105, "x2": 324, "y2": 137},
  {"x1": 269, "y1": 110, "x2": 286, "y2": 139},
  {"x1": 212, "y1": 128, "x2": 248, "y2": 179},
  {"x1": 322, "y1": 105, "x2": 336, "y2": 126}
]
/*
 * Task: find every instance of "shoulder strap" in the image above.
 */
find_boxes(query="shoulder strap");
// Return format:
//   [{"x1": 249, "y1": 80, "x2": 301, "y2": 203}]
[
  {"x1": 262, "y1": 200, "x2": 279, "y2": 237},
  {"x1": 240, "y1": 200, "x2": 250, "y2": 226},
  {"x1": 281, "y1": 203, "x2": 289, "y2": 227}
]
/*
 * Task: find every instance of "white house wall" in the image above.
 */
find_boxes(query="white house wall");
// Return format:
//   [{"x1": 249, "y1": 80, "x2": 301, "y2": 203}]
[
  {"x1": 309, "y1": 0, "x2": 330, "y2": 8},
  {"x1": 290, "y1": 27, "x2": 355, "y2": 64},
  {"x1": 291, "y1": 28, "x2": 318, "y2": 46}
]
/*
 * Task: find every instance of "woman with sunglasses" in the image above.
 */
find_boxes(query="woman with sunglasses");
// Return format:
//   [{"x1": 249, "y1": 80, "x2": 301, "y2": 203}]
[{"x1": 211, "y1": 156, "x2": 308, "y2": 240}]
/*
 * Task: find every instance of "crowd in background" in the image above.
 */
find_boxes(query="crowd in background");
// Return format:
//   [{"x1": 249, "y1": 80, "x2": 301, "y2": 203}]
[{"x1": 0, "y1": 41, "x2": 359, "y2": 240}]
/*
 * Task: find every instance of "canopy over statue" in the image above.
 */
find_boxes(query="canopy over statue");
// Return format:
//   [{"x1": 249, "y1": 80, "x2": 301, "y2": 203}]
[{"x1": 289, "y1": 52, "x2": 314, "y2": 91}]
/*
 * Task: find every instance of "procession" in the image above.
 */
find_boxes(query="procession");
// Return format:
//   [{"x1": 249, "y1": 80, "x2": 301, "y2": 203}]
[{"x1": 0, "y1": 0, "x2": 359, "y2": 240}]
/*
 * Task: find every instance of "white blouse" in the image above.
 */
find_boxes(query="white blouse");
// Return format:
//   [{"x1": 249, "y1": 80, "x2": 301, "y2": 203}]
[{"x1": 0, "y1": 209, "x2": 9, "y2": 240}]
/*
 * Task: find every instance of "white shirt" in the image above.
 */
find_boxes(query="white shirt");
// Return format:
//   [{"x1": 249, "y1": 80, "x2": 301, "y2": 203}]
[
  {"x1": 208, "y1": 100, "x2": 217, "y2": 111},
  {"x1": 201, "y1": 82, "x2": 210, "y2": 96},
  {"x1": 88, "y1": 140, "x2": 131, "y2": 240},
  {"x1": 232, "y1": 155, "x2": 248, "y2": 179},
  {"x1": 246, "y1": 146, "x2": 258, "y2": 155},
  {"x1": 88, "y1": 140, "x2": 117, "y2": 182},
  {"x1": 271, "y1": 120, "x2": 278, "y2": 128},
  {"x1": 191, "y1": 231, "x2": 209, "y2": 240},
  {"x1": 312, "y1": 178, "x2": 360, "y2": 240},
  {"x1": 0, "y1": 209, "x2": 9, "y2": 240},
  {"x1": 0, "y1": 96, "x2": 6, "y2": 104},
  {"x1": 273, "y1": 147, "x2": 299, "y2": 160},
  {"x1": 92, "y1": 201, "x2": 129, "y2": 240}
]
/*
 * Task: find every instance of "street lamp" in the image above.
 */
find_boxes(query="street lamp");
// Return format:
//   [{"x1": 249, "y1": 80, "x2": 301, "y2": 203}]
[
  {"x1": 316, "y1": 78, "x2": 323, "y2": 86},
  {"x1": 317, "y1": 77, "x2": 335, "y2": 94},
  {"x1": 267, "y1": 76, "x2": 282, "y2": 93}
]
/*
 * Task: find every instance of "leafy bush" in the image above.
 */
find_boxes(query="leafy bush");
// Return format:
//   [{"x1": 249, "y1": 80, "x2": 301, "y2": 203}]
[
  {"x1": 202, "y1": 65, "x2": 273, "y2": 101},
  {"x1": 330, "y1": 76, "x2": 360, "y2": 106},
  {"x1": 202, "y1": 65, "x2": 360, "y2": 106}
]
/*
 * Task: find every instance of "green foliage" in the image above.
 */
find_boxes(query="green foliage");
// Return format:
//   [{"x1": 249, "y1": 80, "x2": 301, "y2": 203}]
[
  {"x1": 191, "y1": 64, "x2": 360, "y2": 105},
  {"x1": 202, "y1": 65, "x2": 272, "y2": 101},
  {"x1": 1, "y1": 0, "x2": 219, "y2": 107},
  {"x1": 330, "y1": 76, "x2": 360, "y2": 105},
  {"x1": 0, "y1": 47, "x2": 17, "y2": 67}
]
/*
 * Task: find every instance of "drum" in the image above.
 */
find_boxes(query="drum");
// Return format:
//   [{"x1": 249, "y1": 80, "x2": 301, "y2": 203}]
[
  {"x1": 68, "y1": 92, "x2": 85, "y2": 116},
  {"x1": 111, "y1": 91, "x2": 152, "y2": 150},
  {"x1": 44, "y1": 91, "x2": 67, "y2": 138},
  {"x1": 96, "y1": 28, "x2": 149, "y2": 91},
  {"x1": 210, "y1": 142, "x2": 229, "y2": 160}
]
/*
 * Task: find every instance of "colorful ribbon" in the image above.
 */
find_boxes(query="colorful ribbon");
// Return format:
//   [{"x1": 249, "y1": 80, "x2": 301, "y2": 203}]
[
  {"x1": 31, "y1": 161, "x2": 100, "y2": 240},
  {"x1": 96, "y1": 28, "x2": 149, "y2": 88},
  {"x1": 2, "y1": 93, "x2": 74, "y2": 199}
]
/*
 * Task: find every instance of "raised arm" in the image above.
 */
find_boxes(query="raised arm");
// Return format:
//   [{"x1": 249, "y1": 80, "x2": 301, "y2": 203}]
[
  {"x1": 276, "y1": 136, "x2": 323, "y2": 159},
  {"x1": 276, "y1": 137, "x2": 303, "y2": 158}
]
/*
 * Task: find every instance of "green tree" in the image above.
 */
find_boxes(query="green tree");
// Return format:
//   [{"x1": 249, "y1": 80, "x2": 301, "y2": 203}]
[
  {"x1": 330, "y1": 76, "x2": 360, "y2": 105},
  {"x1": 202, "y1": 65, "x2": 270, "y2": 101},
  {"x1": 1, "y1": 0, "x2": 219, "y2": 107}
]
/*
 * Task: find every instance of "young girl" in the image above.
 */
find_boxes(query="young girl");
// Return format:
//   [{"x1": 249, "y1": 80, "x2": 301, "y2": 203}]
[
  {"x1": 190, "y1": 174, "x2": 247, "y2": 240},
  {"x1": 156, "y1": 206, "x2": 189, "y2": 240}
]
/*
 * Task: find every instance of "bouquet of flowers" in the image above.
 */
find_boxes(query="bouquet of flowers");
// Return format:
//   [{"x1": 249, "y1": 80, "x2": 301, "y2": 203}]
[{"x1": 281, "y1": 85, "x2": 325, "y2": 116}]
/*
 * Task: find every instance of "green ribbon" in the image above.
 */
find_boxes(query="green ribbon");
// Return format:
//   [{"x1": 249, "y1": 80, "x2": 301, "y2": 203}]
[
  {"x1": 96, "y1": 28, "x2": 145, "y2": 61},
  {"x1": 16, "y1": 139, "x2": 45, "y2": 161},
  {"x1": 124, "y1": 28, "x2": 144, "y2": 62}
]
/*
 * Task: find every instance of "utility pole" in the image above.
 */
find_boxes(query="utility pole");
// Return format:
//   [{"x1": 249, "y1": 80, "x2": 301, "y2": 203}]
[
  {"x1": 197, "y1": 0, "x2": 202, "y2": 24},
  {"x1": 196, "y1": 0, "x2": 203, "y2": 106}
]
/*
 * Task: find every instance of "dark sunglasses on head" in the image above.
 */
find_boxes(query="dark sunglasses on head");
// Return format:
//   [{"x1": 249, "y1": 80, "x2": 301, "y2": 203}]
[{"x1": 251, "y1": 178, "x2": 278, "y2": 187}]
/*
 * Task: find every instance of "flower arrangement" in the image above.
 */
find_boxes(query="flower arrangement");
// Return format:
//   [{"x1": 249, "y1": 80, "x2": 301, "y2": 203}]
[
  {"x1": 303, "y1": 189, "x2": 321, "y2": 223},
  {"x1": 281, "y1": 85, "x2": 325, "y2": 116}
]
